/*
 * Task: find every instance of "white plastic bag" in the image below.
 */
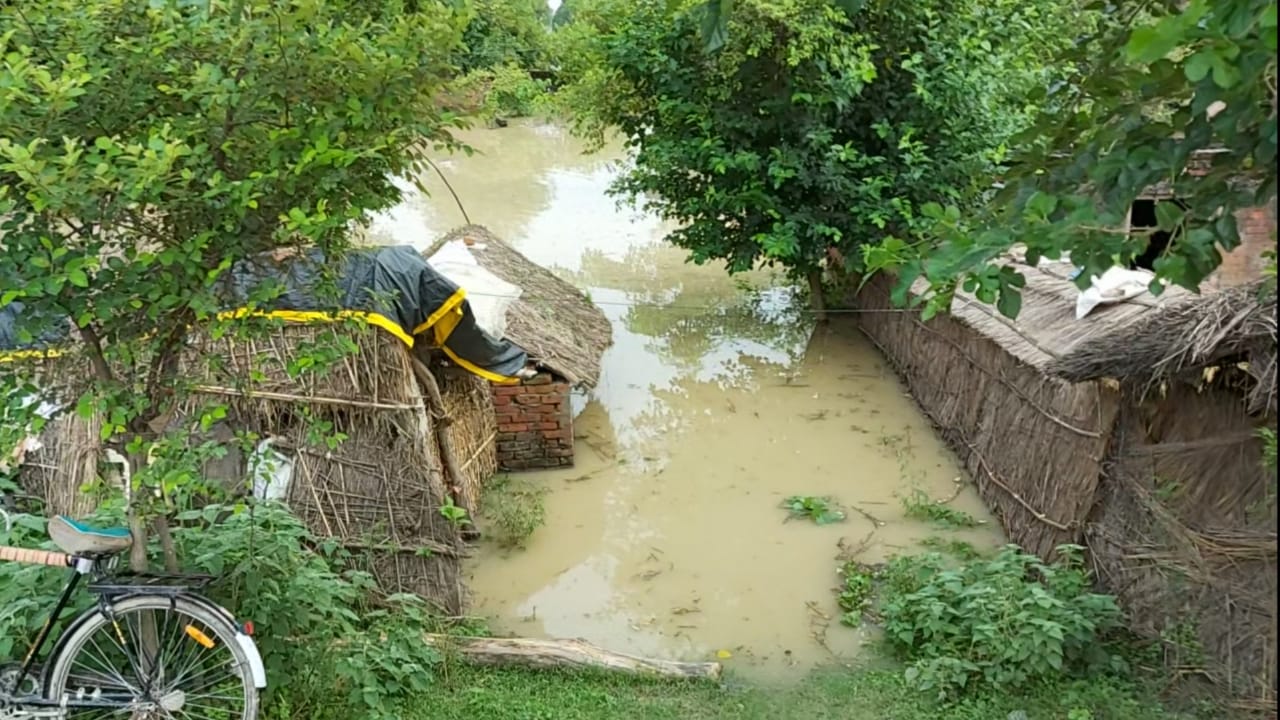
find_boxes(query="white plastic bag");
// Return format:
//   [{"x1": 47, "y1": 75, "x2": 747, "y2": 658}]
[
  {"x1": 249, "y1": 440, "x2": 294, "y2": 502},
  {"x1": 428, "y1": 241, "x2": 522, "y2": 340},
  {"x1": 1075, "y1": 266, "x2": 1154, "y2": 319}
]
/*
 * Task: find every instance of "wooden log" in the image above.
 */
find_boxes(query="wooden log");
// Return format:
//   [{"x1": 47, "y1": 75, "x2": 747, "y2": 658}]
[
  {"x1": 408, "y1": 355, "x2": 481, "y2": 541},
  {"x1": 423, "y1": 634, "x2": 723, "y2": 680}
]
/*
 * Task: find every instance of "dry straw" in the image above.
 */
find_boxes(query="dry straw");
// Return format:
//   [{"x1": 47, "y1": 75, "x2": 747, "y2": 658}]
[
  {"x1": 855, "y1": 262, "x2": 1277, "y2": 709},
  {"x1": 433, "y1": 225, "x2": 613, "y2": 388}
]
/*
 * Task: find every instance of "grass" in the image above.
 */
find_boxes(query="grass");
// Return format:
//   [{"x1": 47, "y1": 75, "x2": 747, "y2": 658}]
[
  {"x1": 917, "y1": 536, "x2": 983, "y2": 560},
  {"x1": 479, "y1": 473, "x2": 548, "y2": 549},
  {"x1": 901, "y1": 489, "x2": 982, "y2": 528},
  {"x1": 395, "y1": 664, "x2": 1217, "y2": 720}
]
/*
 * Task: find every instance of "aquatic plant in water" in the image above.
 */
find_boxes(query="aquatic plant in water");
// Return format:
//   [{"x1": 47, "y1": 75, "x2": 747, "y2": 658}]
[{"x1": 782, "y1": 495, "x2": 846, "y2": 525}]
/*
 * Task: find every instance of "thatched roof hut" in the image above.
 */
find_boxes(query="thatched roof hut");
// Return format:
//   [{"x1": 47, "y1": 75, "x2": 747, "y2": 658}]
[
  {"x1": 185, "y1": 323, "x2": 475, "y2": 612},
  {"x1": 853, "y1": 260, "x2": 1276, "y2": 710},
  {"x1": 4, "y1": 245, "x2": 537, "y2": 614},
  {"x1": 1049, "y1": 281, "x2": 1277, "y2": 414},
  {"x1": 430, "y1": 225, "x2": 612, "y2": 388}
]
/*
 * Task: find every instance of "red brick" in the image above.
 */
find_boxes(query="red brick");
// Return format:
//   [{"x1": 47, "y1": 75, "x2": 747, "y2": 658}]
[
  {"x1": 537, "y1": 421, "x2": 559, "y2": 431},
  {"x1": 515, "y1": 395, "x2": 543, "y2": 405},
  {"x1": 540, "y1": 396, "x2": 563, "y2": 405},
  {"x1": 499, "y1": 423, "x2": 529, "y2": 432},
  {"x1": 492, "y1": 395, "x2": 512, "y2": 406},
  {"x1": 545, "y1": 429, "x2": 573, "y2": 440},
  {"x1": 493, "y1": 386, "x2": 522, "y2": 396}
]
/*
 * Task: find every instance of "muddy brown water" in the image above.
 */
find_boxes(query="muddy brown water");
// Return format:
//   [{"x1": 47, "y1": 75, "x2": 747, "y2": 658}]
[{"x1": 369, "y1": 121, "x2": 1006, "y2": 680}]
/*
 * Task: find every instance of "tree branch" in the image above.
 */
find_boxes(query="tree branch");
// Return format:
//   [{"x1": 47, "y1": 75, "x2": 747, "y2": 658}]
[{"x1": 76, "y1": 324, "x2": 115, "y2": 383}]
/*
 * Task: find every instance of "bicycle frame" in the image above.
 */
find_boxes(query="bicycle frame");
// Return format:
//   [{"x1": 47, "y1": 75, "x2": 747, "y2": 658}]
[{"x1": 11, "y1": 565, "x2": 83, "y2": 698}]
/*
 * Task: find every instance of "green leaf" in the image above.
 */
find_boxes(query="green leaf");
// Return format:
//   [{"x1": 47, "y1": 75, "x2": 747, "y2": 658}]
[
  {"x1": 67, "y1": 269, "x2": 90, "y2": 288},
  {"x1": 1184, "y1": 50, "x2": 1213, "y2": 82},
  {"x1": 1125, "y1": 22, "x2": 1184, "y2": 64},
  {"x1": 698, "y1": 0, "x2": 733, "y2": 53},
  {"x1": 1153, "y1": 202, "x2": 1184, "y2": 231},
  {"x1": 1209, "y1": 54, "x2": 1241, "y2": 88},
  {"x1": 1025, "y1": 191, "x2": 1057, "y2": 218},
  {"x1": 832, "y1": 0, "x2": 866, "y2": 16}
]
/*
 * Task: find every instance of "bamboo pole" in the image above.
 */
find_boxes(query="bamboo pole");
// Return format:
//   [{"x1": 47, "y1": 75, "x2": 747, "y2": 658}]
[{"x1": 408, "y1": 355, "x2": 480, "y2": 540}]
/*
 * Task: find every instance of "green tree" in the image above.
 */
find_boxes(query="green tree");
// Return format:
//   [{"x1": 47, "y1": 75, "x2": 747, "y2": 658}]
[
  {"x1": 0, "y1": 0, "x2": 467, "y2": 567},
  {"x1": 456, "y1": 0, "x2": 552, "y2": 72},
  {"x1": 566, "y1": 0, "x2": 1072, "y2": 317},
  {"x1": 865, "y1": 0, "x2": 1278, "y2": 318}
]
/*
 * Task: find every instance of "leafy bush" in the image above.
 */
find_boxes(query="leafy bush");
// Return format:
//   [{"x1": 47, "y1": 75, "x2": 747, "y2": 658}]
[
  {"x1": 480, "y1": 473, "x2": 548, "y2": 549},
  {"x1": 879, "y1": 545, "x2": 1124, "y2": 699},
  {"x1": 173, "y1": 503, "x2": 450, "y2": 720},
  {"x1": 562, "y1": 0, "x2": 1077, "y2": 310},
  {"x1": 456, "y1": 0, "x2": 552, "y2": 73},
  {"x1": 448, "y1": 64, "x2": 551, "y2": 121},
  {"x1": 836, "y1": 561, "x2": 875, "y2": 627}
]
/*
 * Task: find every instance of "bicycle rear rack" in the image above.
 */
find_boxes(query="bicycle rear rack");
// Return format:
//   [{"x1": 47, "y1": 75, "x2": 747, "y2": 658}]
[{"x1": 88, "y1": 571, "x2": 215, "y2": 597}]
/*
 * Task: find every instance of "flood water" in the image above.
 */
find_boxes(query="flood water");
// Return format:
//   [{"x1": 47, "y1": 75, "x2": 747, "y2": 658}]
[{"x1": 368, "y1": 121, "x2": 1005, "y2": 680}]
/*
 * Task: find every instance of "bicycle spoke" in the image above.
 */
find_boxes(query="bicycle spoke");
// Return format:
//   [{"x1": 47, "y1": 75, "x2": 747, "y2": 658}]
[
  {"x1": 69, "y1": 634, "x2": 140, "y2": 694},
  {"x1": 173, "y1": 661, "x2": 245, "y2": 697},
  {"x1": 52, "y1": 600, "x2": 251, "y2": 720},
  {"x1": 167, "y1": 626, "x2": 222, "y2": 691},
  {"x1": 180, "y1": 699, "x2": 248, "y2": 718},
  {"x1": 96, "y1": 612, "x2": 148, "y2": 694}
]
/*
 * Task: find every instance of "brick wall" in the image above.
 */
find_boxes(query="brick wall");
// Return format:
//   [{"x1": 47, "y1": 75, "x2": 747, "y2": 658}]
[
  {"x1": 1209, "y1": 198, "x2": 1277, "y2": 289},
  {"x1": 492, "y1": 372, "x2": 574, "y2": 470}
]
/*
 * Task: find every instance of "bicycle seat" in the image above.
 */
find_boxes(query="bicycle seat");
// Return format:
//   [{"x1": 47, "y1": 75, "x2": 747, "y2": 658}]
[{"x1": 48, "y1": 516, "x2": 133, "y2": 556}]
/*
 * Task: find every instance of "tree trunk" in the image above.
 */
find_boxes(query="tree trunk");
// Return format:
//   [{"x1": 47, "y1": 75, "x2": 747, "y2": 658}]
[
  {"x1": 807, "y1": 269, "x2": 828, "y2": 323},
  {"x1": 422, "y1": 635, "x2": 723, "y2": 680},
  {"x1": 153, "y1": 516, "x2": 180, "y2": 574}
]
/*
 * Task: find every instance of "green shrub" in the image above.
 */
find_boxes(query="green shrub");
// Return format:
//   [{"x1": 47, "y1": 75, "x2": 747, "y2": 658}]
[
  {"x1": 480, "y1": 473, "x2": 548, "y2": 549},
  {"x1": 836, "y1": 562, "x2": 875, "y2": 627},
  {"x1": 174, "y1": 503, "x2": 449, "y2": 720},
  {"x1": 880, "y1": 545, "x2": 1124, "y2": 700},
  {"x1": 451, "y1": 64, "x2": 550, "y2": 121}
]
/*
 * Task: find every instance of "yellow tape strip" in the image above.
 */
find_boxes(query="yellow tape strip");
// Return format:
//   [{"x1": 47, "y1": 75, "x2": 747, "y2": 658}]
[
  {"x1": 215, "y1": 309, "x2": 414, "y2": 348},
  {"x1": 411, "y1": 289, "x2": 467, "y2": 337},
  {"x1": 439, "y1": 344, "x2": 521, "y2": 385},
  {"x1": 0, "y1": 348, "x2": 64, "y2": 363},
  {"x1": 1, "y1": 296, "x2": 482, "y2": 366}
]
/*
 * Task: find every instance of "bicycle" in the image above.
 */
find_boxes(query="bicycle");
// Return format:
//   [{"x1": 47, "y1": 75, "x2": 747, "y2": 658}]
[{"x1": 0, "y1": 508, "x2": 266, "y2": 719}]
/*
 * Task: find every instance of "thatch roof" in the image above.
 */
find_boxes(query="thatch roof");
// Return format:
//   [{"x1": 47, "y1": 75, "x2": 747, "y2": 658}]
[
  {"x1": 429, "y1": 225, "x2": 612, "y2": 388},
  {"x1": 917, "y1": 251, "x2": 1275, "y2": 413},
  {"x1": 921, "y1": 252, "x2": 1193, "y2": 371},
  {"x1": 1049, "y1": 282, "x2": 1277, "y2": 414}
]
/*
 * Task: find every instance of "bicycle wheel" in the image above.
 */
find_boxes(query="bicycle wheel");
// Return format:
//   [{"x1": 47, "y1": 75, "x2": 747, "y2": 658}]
[{"x1": 44, "y1": 595, "x2": 259, "y2": 719}]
